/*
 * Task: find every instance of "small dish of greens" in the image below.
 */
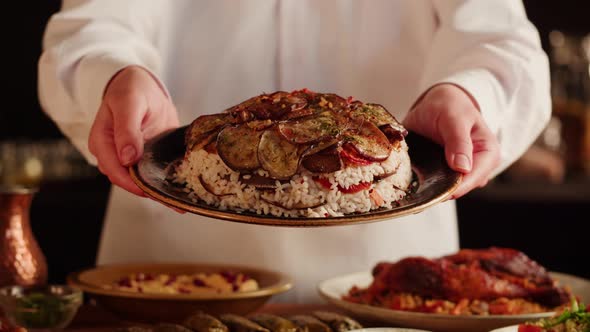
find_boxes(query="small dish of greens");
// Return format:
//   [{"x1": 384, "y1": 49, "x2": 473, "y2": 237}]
[
  {"x1": 517, "y1": 298, "x2": 589, "y2": 332},
  {"x1": 0, "y1": 285, "x2": 82, "y2": 330}
]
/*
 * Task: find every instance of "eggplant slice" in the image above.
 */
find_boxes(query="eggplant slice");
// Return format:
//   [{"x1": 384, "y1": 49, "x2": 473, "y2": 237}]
[
  {"x1": 185, "y1": 90, "x2": 409, "y2": 183},
  {"x1": 345, "y1": 121, "x2": 392, "y2": 161},
  {"x1": 186, "y1": 114, "x2": 229, "y2": 148},
  {"x1": 219, "y1": 314, "x2": 270, "y2": 332},
  {"x1": 249, "y1": 313, "x2": 300, "y2": 332},
  {"x1": 217, "y1": 124, "x2": 264, "y2": 171},
  {"x1": 116, "y1": 328, "x2": 153, "y2": 332},
  {"x1": 288, "y1": 315, "x2": 331, "y2": 332},
  {"x1": 154, "y1": 324, "x2": 193, "y2": 332},
  {"x1": 311, "y1": 312, "x2": 362, "y2": 332},
  {"x1": 301, "y1": 144, "x2": 342, "y2": 173},
  {"x1": 258, "y1": 129, "x2": 304, "y2": 180},
  {"x1": 239, "y1": 174, "x2": 280, "y2": 190},
  {"x1": 278, "y1": 112, "x2": 342, "y2": 144},
  {"x1": 183, "y1": 311, "x2": 229, "y2": 332}
]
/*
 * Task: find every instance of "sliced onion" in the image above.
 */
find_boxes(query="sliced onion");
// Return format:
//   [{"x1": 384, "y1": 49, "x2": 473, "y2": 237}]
[
  {"x1": 260, "y1": 196, "x2": 326, "y2": 210},
  {"x1": 198, "y1": 175, "x2": 234, "y2": 197}
]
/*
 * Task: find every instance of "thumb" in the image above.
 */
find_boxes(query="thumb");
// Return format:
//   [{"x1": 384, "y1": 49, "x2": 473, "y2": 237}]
[
  {"x1": 439, "y1": 118, "x2": 473, "y2": 173},
  {"x1": 110, "y1": 94, "x2": 146, "y2": 166}
]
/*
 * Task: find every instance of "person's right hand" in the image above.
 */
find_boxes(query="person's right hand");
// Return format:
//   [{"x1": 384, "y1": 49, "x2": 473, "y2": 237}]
[{"x1": 89, "y1": 65, "x2": 180, "y2": 196}]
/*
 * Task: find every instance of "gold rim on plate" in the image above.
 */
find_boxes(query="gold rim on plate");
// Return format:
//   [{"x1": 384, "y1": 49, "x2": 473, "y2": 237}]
[
  {"x1": 67, "y1": 262, "x2": 293, "y2": 301},
  {"x1": 129, "y1": 127, "x2": 462, "y2": 226}
]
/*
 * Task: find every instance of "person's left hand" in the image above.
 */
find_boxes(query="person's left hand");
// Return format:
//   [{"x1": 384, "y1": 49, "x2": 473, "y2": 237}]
[{"x1": 403, "y1": 83, "x2": 501, "y2": 199}]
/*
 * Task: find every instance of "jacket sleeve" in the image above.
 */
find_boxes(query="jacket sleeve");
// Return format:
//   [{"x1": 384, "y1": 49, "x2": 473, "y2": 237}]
[
  {"x1": 420, "y1": 0, "x2": 551, "y2": 174},
  {"x1": 38, "y1": 0, "x2": 171, "y2": 164}
]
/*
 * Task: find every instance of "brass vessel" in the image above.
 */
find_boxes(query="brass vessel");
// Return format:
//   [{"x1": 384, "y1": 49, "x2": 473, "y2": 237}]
[{"x1": 0, "y1": 186, "x2": 47, "y2": 287}]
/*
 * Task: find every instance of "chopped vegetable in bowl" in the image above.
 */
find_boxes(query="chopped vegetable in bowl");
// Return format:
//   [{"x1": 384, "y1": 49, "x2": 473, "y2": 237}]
[
  {"x1": 518, "y1": 298, "x2": 589, "y2": 332},
  {"x1": 0, "y1": 285, "x2": 82, "y2": 329}
]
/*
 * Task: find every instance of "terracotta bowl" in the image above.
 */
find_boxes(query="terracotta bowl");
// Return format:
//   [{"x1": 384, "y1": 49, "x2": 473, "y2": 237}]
[{"x1": 67, "y1": 263, "x2": 292, "y2": 323}]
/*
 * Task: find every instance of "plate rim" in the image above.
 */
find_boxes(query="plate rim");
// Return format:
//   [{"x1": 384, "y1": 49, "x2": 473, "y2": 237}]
[
  {"x1": 129, "y1": 127, "x2": 462, "y2": 227},
  {"x1": 487, "y1": 326, "x2": 519, "y2": 332},
  {"x1": 66, "y1": 262, "x2": 293, "y2": 301}
]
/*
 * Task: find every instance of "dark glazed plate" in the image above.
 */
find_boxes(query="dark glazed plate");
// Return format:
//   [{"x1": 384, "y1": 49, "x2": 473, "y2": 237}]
[{"x1": 129, "y1": 126, "x2": 461, "y2": 226}]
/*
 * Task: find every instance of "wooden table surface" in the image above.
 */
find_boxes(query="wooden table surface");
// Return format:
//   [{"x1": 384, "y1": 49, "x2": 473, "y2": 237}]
[{"x1": 66, "y1": 303, "x2": 341, "y2": 332}]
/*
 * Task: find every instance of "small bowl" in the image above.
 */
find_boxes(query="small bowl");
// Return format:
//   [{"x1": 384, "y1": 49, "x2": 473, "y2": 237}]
[
  {"x1": 67, "y1": 263, "x2": 293, "y2": 323},
  {"x1": 0, "y1": 285, "x2": 83, "y2": 329}
]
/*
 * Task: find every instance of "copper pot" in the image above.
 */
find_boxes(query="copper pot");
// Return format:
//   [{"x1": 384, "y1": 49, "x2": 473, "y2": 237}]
[{"x1": 0, "y1": 186, "x2": 47, "y2": 287}]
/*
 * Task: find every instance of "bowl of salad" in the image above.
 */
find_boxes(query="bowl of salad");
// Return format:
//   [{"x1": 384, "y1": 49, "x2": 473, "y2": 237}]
[
  {"x1": 491, "y1": 298, "x2": 589, "y2": 332},
  {"x1": 0, "y1": 285, "x2": 83, "y2": 329}
]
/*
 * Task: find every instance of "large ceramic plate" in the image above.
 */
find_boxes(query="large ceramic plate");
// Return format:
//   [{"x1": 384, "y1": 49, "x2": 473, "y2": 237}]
[
  {"x1": 129, "y1": 126, "x2": 461, "y2": 226},
  {"x1": 67, "y1": 263, "x2": 292, "y2": 322},
  {"x1": 318, "y1": 271, "x2": 590, "y2": 332}
]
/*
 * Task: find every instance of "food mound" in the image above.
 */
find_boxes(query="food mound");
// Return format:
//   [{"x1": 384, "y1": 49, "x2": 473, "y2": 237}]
[
  {"x1": 344, "y1": 247, "x2": 572, "y2": 315},
  {"x1": 174, "y1": 89, "x2": 412, "y2": 218},
  {"x1": 112, "y1": 271, "x2": 259, "y2": 295}
]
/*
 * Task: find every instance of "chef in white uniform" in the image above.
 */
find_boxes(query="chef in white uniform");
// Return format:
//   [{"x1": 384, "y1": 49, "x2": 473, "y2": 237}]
[{"x1": 38, "y1": 0, "x2": 550, "y2": 302}]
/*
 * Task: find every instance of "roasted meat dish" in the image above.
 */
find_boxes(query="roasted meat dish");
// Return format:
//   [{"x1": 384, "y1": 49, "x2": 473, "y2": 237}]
[{"x1": 345, "y1": 247, "x2": 572, "y2": 315}]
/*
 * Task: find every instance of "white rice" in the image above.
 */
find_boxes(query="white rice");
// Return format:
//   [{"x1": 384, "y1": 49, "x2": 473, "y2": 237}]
[{"x1": 174, "y1": 142, "x2": 412, "y2": 218}]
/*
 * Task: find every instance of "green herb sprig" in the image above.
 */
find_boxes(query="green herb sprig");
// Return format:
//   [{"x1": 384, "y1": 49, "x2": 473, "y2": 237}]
[{"x1": 540, "y1": 298, "x2": 590, "y2": 332}]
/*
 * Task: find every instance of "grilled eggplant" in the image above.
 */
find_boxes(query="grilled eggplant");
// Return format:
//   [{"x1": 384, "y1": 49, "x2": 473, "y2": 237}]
[
  {"x1": 312, "y1": 312, "x2": 362, "y2": 332},
  {"x1": 217, "y1": 124, "x2": 264, "y2": 171},
  {"x1": 288, "y1": 315, "x2": 331, "y2": 332},
  {"x1": 249, "y1": 313, "x2": 300, "y2": 332},
  {"x1": 183, "y1": 311, "x2": 229, "y2": 332},
  {"x1": 185, "y1": 114, "x2": 229, "y2": 149},
  {"x1": 219, "y1": 314, "x2": 270, "y2": 332},
  {"x1": 154, "y1": 323, "x2": 193, "y2": 332},
  {"x1": 258, "y1": 129, "x2": 304, "y2": 180},
  {"x1": 116, "y1": 327, "x2": 153, "y2": 332},
  {"x1": 185, "y1": 89, "x2": 407, "y2": 181}
]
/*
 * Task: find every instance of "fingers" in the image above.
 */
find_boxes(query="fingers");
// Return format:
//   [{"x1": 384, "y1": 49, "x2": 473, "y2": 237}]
[
  {"x1": 89, "y1": 104, "x2": 146, "y2": 197},
  {"x1": 404, "y1": 84, "x2": 501, "y2": 200},
  {"x1": 110, "y1": 92, "x2": 147, "y2": 166},
  {"x1": 88, "y1": 66, "x2": 181, "y2": 200},
  {"x1": 438, "y1": 114, "x2": 474, "y2": 174},
  {"x1": 451, "y1": 123, "x2": 500, "y2": 199}
]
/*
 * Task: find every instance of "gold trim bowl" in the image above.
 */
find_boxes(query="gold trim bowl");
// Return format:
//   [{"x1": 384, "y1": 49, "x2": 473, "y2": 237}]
[{"x1": 67, "y1": 263, "x2": 293, "y2": 323}]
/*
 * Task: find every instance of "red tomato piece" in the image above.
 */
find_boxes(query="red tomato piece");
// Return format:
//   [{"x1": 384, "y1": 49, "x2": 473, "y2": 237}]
[
  {"x1": 313, "y1": 177, "x2": 371, "y2": 194},
  {"x1": 339, "y1": 182, "x2": 371, "y2": 194},
  {"x1": 314, "y1": 177, "x2": 333, "y2": 190},
  {"x1": 340, "y1": 144, "x2": 373, "y2": 166},
  {"x1": 518, "y1": 324, "x2": 543, "y2": 332}
]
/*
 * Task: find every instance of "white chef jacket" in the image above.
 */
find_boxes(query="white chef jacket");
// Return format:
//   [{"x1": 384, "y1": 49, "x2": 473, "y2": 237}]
[{"x1": 38, "y1": 0, "x2": 551, "y2": 303}]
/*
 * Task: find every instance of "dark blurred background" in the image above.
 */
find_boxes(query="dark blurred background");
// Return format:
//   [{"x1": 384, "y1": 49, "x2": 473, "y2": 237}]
[{"x1": 2, "y1": 1, "x2": 589, "y2": 284}]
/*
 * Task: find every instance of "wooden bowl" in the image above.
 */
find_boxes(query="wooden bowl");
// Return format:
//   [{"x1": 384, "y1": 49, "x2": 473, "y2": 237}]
[{"x1": 67, "y1": 263, "x2": 292, "y2": 323}]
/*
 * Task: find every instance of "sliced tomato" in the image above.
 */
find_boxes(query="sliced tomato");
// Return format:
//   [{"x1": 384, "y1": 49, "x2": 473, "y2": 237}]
[
  {"x1": 517, "y1": 324, "x2": 543, "y2": 332},
  {"x1": 313, "y1": 177, "x2": 370, "y2": 194},
  {"x1": 314, "y1": 177, "x2": 333, "y2": 190},
  {"x1": 339, "y1": 182, "x2": 371, "y2": 194},
  {"x1": 340, "y1": 143, "x2": 373, "y2": 166}
]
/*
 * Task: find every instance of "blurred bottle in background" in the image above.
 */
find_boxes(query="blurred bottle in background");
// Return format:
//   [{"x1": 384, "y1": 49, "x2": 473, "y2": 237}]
[
  {"x1": 504, "y1": 30, "x2": 590, "y2": 183},
  {"x1": 549, "y1": 30, "x2": 590, "y2": 176},
  {"x1": 0, "y1": 140, "x2": 97, "y2": 187}
]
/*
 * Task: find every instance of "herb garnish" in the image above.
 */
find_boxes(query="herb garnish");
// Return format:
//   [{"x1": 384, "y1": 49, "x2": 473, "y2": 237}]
[{"x1": 539, "y1": 298, "x2": 590, "y2": 331}]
